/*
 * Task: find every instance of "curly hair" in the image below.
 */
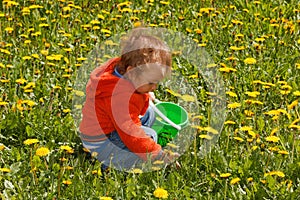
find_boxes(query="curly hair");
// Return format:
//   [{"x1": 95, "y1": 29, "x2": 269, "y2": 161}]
[{"x1": 116, "y1": 28, "x2": 172, "y2": 76}]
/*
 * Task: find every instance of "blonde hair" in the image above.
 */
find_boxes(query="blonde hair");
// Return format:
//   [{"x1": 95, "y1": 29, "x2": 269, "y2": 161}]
[{"x1": 117, "y1": 28, "x2": 172, "y2": 75}]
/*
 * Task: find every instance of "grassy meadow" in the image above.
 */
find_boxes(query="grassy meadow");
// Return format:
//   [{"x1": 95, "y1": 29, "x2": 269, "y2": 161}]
[{"x1": 1, "y1": 0, "x2": 300, "y2": 199}]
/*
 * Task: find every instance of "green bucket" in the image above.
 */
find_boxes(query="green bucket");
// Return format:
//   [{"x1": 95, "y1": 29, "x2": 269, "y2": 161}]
[{"x1": 152, "y1": 102, "x2": 189, "y2": 147}]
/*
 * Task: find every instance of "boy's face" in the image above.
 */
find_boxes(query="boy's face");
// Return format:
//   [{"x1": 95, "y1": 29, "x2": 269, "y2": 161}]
[
  {"x1": 136, "y1": 82, "x2": 158, "y2": 94},
  {"x1": 125, "y1": 64, "x2": 169, "y2": 94}
]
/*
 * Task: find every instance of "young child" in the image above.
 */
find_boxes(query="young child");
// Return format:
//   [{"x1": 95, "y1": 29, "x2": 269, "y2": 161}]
[{"x1": 79, "y1": 28, "x2": 174, "y2": 171}]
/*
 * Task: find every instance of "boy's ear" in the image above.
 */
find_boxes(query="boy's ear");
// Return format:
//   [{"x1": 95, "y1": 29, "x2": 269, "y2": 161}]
[{"x1": 126, "y1": 66, "x2": 133, "y2": 72}]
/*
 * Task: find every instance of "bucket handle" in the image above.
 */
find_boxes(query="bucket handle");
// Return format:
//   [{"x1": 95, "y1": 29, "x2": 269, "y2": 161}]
[{"x1": 149, "y1": 100, "x2": 182, "y2": 131}]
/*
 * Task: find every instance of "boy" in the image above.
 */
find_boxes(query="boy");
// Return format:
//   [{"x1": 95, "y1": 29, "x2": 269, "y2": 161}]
[{"x1": 79, "y1": 28, "x2": 174, "y2": 171}]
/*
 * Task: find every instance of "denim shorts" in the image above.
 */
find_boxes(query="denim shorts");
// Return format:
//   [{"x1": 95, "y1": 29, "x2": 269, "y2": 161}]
[{"x1": 82, "y1": 107, "x2": 159, "y2": 171}]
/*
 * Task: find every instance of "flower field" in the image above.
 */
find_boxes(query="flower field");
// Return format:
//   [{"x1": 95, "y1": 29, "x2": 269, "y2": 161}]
[{"x1": 1, "y1": 0, "x2": 300, "y2": 199}]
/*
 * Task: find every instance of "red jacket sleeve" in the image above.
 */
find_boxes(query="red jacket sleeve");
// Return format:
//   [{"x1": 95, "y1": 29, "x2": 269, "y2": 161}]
[{"x1": 108, "y1": 92, "x2": 162, "y2": 161}]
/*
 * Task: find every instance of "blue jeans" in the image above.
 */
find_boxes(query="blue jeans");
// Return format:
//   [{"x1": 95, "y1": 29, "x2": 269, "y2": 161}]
[{"x1": 83, "y1": 107, "x2": 157, "y2": 171}]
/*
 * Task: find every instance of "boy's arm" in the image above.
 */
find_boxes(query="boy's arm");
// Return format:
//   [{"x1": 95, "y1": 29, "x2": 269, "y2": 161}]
[{"x1": 109, "y1": 94, "x2": 162, "y2": 161}]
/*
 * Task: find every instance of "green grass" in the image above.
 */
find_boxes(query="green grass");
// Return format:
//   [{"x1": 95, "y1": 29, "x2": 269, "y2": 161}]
[{"x1": 1, "y1": 0, "x2": 300, "y2": 199}]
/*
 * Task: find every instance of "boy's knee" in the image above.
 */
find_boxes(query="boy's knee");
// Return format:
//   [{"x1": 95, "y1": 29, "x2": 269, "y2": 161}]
[{"x1": 141, "y1": 126, "x2": 158, "y2": 143}]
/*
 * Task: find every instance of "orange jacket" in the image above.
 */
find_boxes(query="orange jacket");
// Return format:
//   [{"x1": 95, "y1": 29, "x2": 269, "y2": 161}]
[{"x1": 79, "y1": 58, "x2": 162, "y2": 160}]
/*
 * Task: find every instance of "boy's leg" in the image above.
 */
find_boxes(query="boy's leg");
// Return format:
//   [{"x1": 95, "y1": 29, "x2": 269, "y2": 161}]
[
  {"x1": 140, "y1": 107, "x2": 156, "y2": 127},
  {"x1": 87, "y1": 126, "x2": 158, "y2": 171},
  {"x1": 141, "y1": 126, "x2": 157, "y2": 143},
  {"x1": 89, "y1": 131, "x2": 142, "y2": 171},
  {"x1": 140, "y1": 107, "x2": 158, "y2": 143}
]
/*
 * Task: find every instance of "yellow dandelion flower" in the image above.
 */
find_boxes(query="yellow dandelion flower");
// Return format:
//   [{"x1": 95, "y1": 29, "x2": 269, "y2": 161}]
[
  {"x1": 244, "y1": 110, "x2": 254, "y2": 117},
  {"x1": 100, "y1": 197, "x2": 113, "y2": 200},
  {"x1": 121, "y1": 8, "x2": 132, "y2": 13},
  {"x1": 166, "y1": 143, "x2": 179, "y2": 149},
  {"x1": 151, "y1": 166, "x2": 161, "y2": 171},
  {"x1": 199, "y1": 134, "x2": 212, "y2": 140},
  {"x1": 288, "y1": 99, "x2": 298, "y2": 110},
  {"x1": 220, "y1": 173, "x2": 231, "y2": 178},
  {"x1": 16, "y1": 78, "x2": 27, "y2": 84},
  {"x1": 24, "y1": 138, "x2": 39, "y2": 145},
  {"x1": 224, "y1": 120, "x2": 236, "y2": 125},
  {"x1": 24, "y1": 40, "x2": 31, "y2": 44},
  {"x1": 130, "y1": 168, "x2": 143, "y2": 174},
  {"x1": 0, "y1": 101, "x2": 8, "y2": 106},
  {"x1": 63, "y1": 108, "x2": 71, "y2": 113},
  {"x1": 248, "y1": 131, "x2": 256, "y2": 138},
  {"x1": 278, "y1": 150, "x2": 289, "y2": 155},
  {"x1": 281, "y1": 84, "x2": 292, "y2": 90},
  {"x1": 117, "y1": 1, "x2": 132, "y2": 8},
  {"x1": 280, "y1": 90, "x2": 291, "y2": 95},
  {"x1": 244, "y1": 58, "x2": 257, "y2": 64},
  {"x1": 180, "y1": 94, "x2": 195, "y2": 102},
  {"x1": 62, "y1": 180, "x2": 72, "y2": 185},
  {"x1": 260, "y1": 179, "x2": 267, "y2": 184},
  {"x1": 74, "y1": 104, "x2": 82, "y2": 109},
  {"x1": 202, "y1": 126, "x2": 218, "y2": 134},
  {"x1": 231, "y1": 19, "x2": 243, "y2": 25},
  {"x1": 247, "y1": 177, "x2": 253, "y2": 182},
  {"x1": 0, "y1": 80, "x2": 10, "y2": 83},
  {"x1": 270, "y1": 128, "x2": 279, "y2": 136},
  {"x1": 92, "y1": 169, "x2": 102, "y2": 176},
  {"x1": 165, "y1": 89, "x2": 181, "y2": 97},
  {"x1": 264, "y1": 171, "x2": 285, "y2": 177},
  {"x1": 23, "y1": 82, "x2": 35, "y2": 90},
  {"x1": 22, "y1": 100, "x2": 35, "y2": 107},
  {"x1": 5, "y1": 27, "x2": 14, "y2": 33},
  {"x1": 60, "y1": 157, "x2": 67, "y2": 162},
  {"x1": 249, "y1": 100, "x2": 263, "y2": 105},
  {"x1": 240, "y1": 126, "x2": 252, "y2": 131},
  {"x1": 293, "y1": 91, "x2": 300, "y2": 96},
  {"x1": 91, "y1": 152, "x2": 98, "y2": 157},
  {"x1": 290, "y1": 118, "x2": 300, "y2": 126},
  {"x1": 73, "y1": 90, "x2": 85, "y2": 97},
  {"x1": 0, "y1": 48, "x2": 11, "y2": 55},
  {"x1": 0, "y1": 144, "x2": 5, "y2": 151},
  {"x1": 245, "y1": 91, "x2": 260, "y2": 98},
  {"x1": 97, "y1": 14, "x2": 105, "y2": 20},
  {"x1": 233, "y1": 137, "x2": 244, "y2": 142},
  {"x1": 153, "y1": 187, "x2": 168, "y2": 199},
  {"x1": 230, "y1": 177, "x2": 241, "y2": 185},
  {"x1": 60, "y1": 145, "x2": 74, "y2": 153},
  {"x1": 288, "y1": 125, "x2": 300, "y2": 130},
  {"x1": 39, "y1": 23, "x2": 49, "y2": 27},
  {"x1": 252, "y1": 80, "x2": 265, "y2": 84},
  {"x1": 64, "y1": 166, "x2": 73, "y2": 170},
  {"x1": 230, "y1": 46, "x2": 245, "y2": 51},
  {"x1": 227, "y1": 102, "x2": 241, "y2": 109},
  {"x1": 153, "y1": 160, "x2": 165, "y2": 165},
  {"x1": 226, "y1": 91, "x2": 237, "y2": 97},
  {"x1": 252, "y1": 145, "x2": 259, "y2": 150},
  {"x1": 160, "y1": 1, "x2": 170, "y2": 5},
  {"x1": 0, "y1": 168, "x2": 11, "y2": 173},
  {"x1": 133, "y1": 21, "x2": 142, "y2": 27},
  {"x1": 264, "y1": 110, "x2": 280, "y2": 116},
  {"x1": 53, "y1": 85, "x2": 61, "y2": 89},
  {"x1": 255, "y1": 37, "x2": 265, "y2": 42},
  {"x1": 219, "y1": 67, "x2": 237, "y2": 72},
  {"x1": 269, "y1": 147, "x2": 279, "y2": 152},
  {"x1": 40, "y1": 50, "x2": 48, "y2": 56},
  {"x1": 265, "y1": 136, "x2": 280, "y2": 143},
  {"x1": 35, "y1": 147, "x2": 50, "y2": 157},
  {"x1": 90, "y1": 20, "x2": 100, "y2": 25}
]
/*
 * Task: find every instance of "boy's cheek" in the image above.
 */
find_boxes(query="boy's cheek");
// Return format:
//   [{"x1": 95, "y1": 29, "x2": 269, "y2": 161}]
[{"x1": 136, "y1": 84, "x2": 153, "y2": 94}]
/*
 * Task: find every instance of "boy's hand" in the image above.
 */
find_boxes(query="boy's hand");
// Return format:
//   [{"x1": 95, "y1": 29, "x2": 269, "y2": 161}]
[
  {"x1": 161, "y1": 151, "x2": 180, "y2": 164},
  {"x1": 149, "y1": 92, "x2": 155, "y2": 101}
]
